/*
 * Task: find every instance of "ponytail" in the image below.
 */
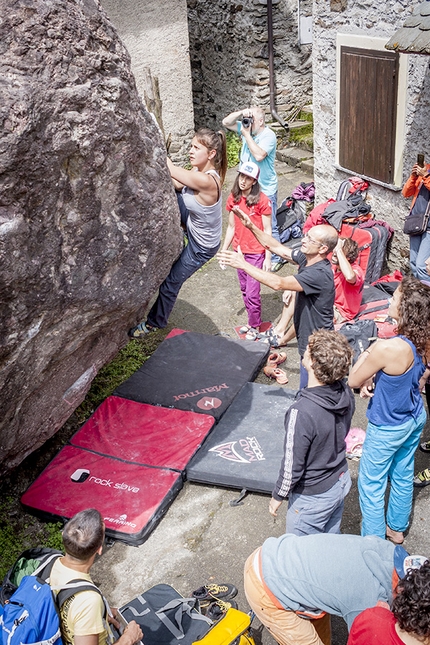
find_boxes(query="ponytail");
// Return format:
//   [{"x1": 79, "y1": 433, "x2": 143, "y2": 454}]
[{"x1": 194, "y1": 128, "x2": 228, "y2": 184}]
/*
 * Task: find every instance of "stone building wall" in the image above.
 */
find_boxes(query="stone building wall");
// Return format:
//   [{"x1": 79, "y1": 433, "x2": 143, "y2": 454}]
[
  {"x1": 312, "y1": 0, "x2": 430, "y2": 271},
  {"x1": 187, "y1": 0, "x2": 313, "y2": 129},
  {"x1": 101, "y1": 0, "x2": 195, "y2": 160}
]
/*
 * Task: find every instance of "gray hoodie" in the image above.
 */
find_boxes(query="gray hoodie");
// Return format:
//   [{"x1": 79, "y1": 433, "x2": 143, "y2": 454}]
[{"x1": 273, "y1": 380, "x2": 355, "y2": 499}]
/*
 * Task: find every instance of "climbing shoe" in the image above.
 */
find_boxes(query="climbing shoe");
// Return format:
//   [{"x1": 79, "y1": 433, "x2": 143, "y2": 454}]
[
  {"x1": 419, "y1": 440, "x2": 430, "y2": 453},
  {"x1": 413, "y1": 468, "x2": 430, "y2": 487},
  {"x1": 192, "y1": 583, "x2": 238, "y2": 601},
  {"x1": 205, "y1": 599, "x2": 238, "y2": 621},
  {"x1": 271, "y1": 259, "x2": 287, "y2": 273},
  {"x1": 128, "y1": 321, "x2": 157, "y2": 339}
]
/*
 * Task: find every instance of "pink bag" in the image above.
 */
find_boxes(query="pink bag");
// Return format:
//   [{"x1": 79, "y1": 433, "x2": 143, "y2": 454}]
[{"x1": 345, "y1": 427, "x2": 366, "y2": 460}]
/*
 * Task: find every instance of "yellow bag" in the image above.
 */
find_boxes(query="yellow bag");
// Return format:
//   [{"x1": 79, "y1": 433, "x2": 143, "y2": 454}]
[{"x1": 192, "y1": 608, "x2": 255, "y2": 645}]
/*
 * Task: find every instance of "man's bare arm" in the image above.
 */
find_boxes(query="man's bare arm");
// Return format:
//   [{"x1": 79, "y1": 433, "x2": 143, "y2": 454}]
[
  {"x1": 74, "y1": 620, "x2": 143, "y2": 645},
  {"x1": 231, "y1": 206, "x2": 293, "y2": 261},
  {"x1": 222, "y1": 110, "x2": 243, "y2": 133},
  {"x1": 217, "y1": 247, "x2": 303, "y2": 292},
  {"x1": 241, "y1": 126, "x2": 267, "y2": 162}
]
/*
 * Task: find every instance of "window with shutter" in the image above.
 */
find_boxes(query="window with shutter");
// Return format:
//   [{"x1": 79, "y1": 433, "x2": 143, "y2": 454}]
[
  {"x1": 335, "y1": 34, "x2": 407, "y2": 189},
  {"x1": 339, "y1": 46, "x2": 398, "y2": 184}
]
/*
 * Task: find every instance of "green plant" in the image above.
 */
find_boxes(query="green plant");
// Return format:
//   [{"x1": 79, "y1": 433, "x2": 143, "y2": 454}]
[
  {"x1": 226, "y1": 132, "x2": 241, "y2": 168},
  {"x1": 289, "y1": 123, "x2": 314, "y2": 150},
  {"x1": 298, "y1": 109, "x2": 313, "y2": 123},
  {"x1": 0, "y1": 497, "x2": 63, "y2": 579},
  {"x1": 74, "y1": 339, "x2": 157, "y2": 424}
]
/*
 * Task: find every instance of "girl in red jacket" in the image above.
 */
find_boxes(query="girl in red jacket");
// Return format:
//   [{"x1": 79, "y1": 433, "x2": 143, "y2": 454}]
[{"x1": 220, "y1": 162, "x2": 272, "y2": 340}]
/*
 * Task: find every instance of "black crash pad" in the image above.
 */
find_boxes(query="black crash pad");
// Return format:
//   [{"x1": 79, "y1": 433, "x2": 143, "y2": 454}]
[
  {"x1": 114, "y1": 331, "x2": 269, "y2": 420},
  {"x1": 186, "y1": 382, "x2": 297, "y2": 493}
]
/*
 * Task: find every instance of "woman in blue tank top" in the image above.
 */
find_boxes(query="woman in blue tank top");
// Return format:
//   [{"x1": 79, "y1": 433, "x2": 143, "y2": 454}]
[
  {"x1": 349, "y1": 276, "x2": 430, "y2": 543},
  {"x1": 129, "y1": 129, "x2": 227, "y2": 337}
]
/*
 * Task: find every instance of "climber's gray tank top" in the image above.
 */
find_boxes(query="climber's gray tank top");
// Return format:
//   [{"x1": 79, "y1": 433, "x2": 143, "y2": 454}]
[{"x1": 181, "y1": 170, "x2": 222, "y2": 248}]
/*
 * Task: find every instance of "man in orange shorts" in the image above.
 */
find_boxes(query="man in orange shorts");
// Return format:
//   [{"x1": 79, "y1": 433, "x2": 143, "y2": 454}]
[{"x1": 244, "y1": 532, "x2": 420, "y2": 645}]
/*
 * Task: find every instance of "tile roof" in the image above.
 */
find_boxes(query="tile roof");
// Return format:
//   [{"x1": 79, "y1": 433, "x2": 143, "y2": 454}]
[{"x1": 386, "y1": 1, "x2": 430, "y2": 54}]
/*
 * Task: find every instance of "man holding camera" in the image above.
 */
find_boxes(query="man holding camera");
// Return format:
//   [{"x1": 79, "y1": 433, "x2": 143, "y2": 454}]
[{"x1": 223, "y1": 107, "x2": 280, "y2": 269}]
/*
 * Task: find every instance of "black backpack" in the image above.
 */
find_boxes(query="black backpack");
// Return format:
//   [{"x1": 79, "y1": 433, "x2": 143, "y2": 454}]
[{"x1": 119, "y1": 584, "x2": 212, "y2": 645}]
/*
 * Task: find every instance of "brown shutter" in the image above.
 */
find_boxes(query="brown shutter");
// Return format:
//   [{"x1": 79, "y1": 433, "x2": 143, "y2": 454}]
[{"x1": 339, "y1": 47, "x2": 398, "y2": 184}]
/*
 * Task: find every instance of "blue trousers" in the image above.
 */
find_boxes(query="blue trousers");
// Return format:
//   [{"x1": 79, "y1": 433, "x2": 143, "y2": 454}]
[
  {"x1": 286, "y1": 471, "x2": 352, "y2": 536},
  {"x1": 410, "y1": 231, "x2": 430, "y2": 282},
  {"x1": 299, "y1": 360, "x2": 308, "y2": 389},
  {"x1": 358, "y1": 408, "x2": 426, "y2": 538},
  {"x1": 147, "y1": 195, "x2": 219, "y2": 328}
]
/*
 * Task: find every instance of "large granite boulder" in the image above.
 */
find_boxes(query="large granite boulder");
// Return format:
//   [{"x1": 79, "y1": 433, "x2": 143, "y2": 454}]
[{"x1": 0, "y1": 0, "x2": 183, "y2": 472}]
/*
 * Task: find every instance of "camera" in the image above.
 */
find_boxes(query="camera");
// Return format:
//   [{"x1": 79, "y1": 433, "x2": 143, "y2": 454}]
[{"x1": 242, "y1": 116, "x2": 253, "y2": 128}]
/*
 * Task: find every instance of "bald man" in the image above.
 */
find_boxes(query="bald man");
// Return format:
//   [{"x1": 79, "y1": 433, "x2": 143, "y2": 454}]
[{"x1": 218, "y1": 222, "x2": 338, "y2": 388}]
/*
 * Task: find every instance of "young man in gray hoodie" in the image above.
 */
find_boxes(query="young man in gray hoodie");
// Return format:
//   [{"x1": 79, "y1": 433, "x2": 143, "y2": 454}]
[{"x1": 269, "y1": 329, "x2": 354, "y2": 535}]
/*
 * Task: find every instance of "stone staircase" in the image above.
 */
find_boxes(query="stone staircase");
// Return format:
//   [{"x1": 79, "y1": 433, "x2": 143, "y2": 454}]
[
  {"x1": 276, "y1": 146, "x2": 314, "y2": 175},
  {"x1": 270, "y1": 104, "x2": 314, "y2": 175}
]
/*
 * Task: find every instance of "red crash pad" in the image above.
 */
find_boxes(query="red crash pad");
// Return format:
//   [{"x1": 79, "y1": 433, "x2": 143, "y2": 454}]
[
  {"x1": 70, "y1": 396, "x2": 214, "y2": 471},
  {"x1": 21, "y1": 445, "x2": 182, "y2": 546}
]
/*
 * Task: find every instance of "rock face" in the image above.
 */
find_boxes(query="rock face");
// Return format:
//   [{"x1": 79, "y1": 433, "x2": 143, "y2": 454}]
[{"x1": 0, "y1": 0, "x2": 182, "y2": 472}]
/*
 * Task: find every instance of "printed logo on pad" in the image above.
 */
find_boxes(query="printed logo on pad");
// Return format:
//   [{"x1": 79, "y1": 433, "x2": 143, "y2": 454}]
[
  {"x1": 196, "y1": 396, "x2": 222, "y2": 410},
  {"x1": 209, "y1": 437, "x2": 265, "y2": 463},
  {"x1": 70, "y1": 468, "x2": 90, "y2": 483},
  {"x1": 70, "y1": 468, "x2": 140, "y2": 492},
  {"x1": 103, "y1": 513, "x2": 137, "y2": 529},
  {"x1": 173, "y1": 383, "x2": 229, "y2": 402}
]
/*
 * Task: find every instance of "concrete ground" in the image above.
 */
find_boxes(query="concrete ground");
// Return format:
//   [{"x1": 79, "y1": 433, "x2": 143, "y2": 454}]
[{"x1": 92, "y1": 160, "x2": 430, "y2": 645}]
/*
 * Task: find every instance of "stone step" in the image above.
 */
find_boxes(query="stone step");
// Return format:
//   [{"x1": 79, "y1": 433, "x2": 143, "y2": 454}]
[
  {"x1": 276, "y1": 146, "x2": 314, "y2": 174},
  {"x1": 301, "y1": 157, "x2": 314, "y2": 175},
  {"x1": 300, "y1": 104, "x2": 313, "y2": 116},
  {"x1": 270, "y1": 119, "x2": 310, "y2": 132}
]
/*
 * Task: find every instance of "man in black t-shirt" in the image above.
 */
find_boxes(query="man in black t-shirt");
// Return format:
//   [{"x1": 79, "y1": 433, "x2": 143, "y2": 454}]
[{"x1": 217, "y1": 221, "x2": 337, "y2": 387}]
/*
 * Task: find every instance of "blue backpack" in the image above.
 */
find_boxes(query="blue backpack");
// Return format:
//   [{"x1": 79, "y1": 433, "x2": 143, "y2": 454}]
[
  {"x1": 0, "y1": 548, "x2": 105, "y2": 645},
  {"x1": 1, "y1": 575, "x2": 62, "y2": 645}
]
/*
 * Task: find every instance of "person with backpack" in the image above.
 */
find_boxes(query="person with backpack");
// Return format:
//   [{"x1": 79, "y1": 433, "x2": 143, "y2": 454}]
[
  {"x1": 402, "y1": 158, "x2": 430, "y2": 282},
  {"x1": 49, "y1": 508, "x2": 142, "y2": 645},
  {"x1": 220, "y1": 161, "x2": 272, "y2": 339}
]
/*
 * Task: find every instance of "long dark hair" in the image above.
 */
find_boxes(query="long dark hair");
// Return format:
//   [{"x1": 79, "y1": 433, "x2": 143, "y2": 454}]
[
  {"x1": 397, "y1": 275, "x2": 430, "y2": 356},
  {"x1": 231, "y1": 173, "x2": 262, "y2": 206},
  {"x1": 194, "y1": 128, "x2": 227, "y2": 184}
]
